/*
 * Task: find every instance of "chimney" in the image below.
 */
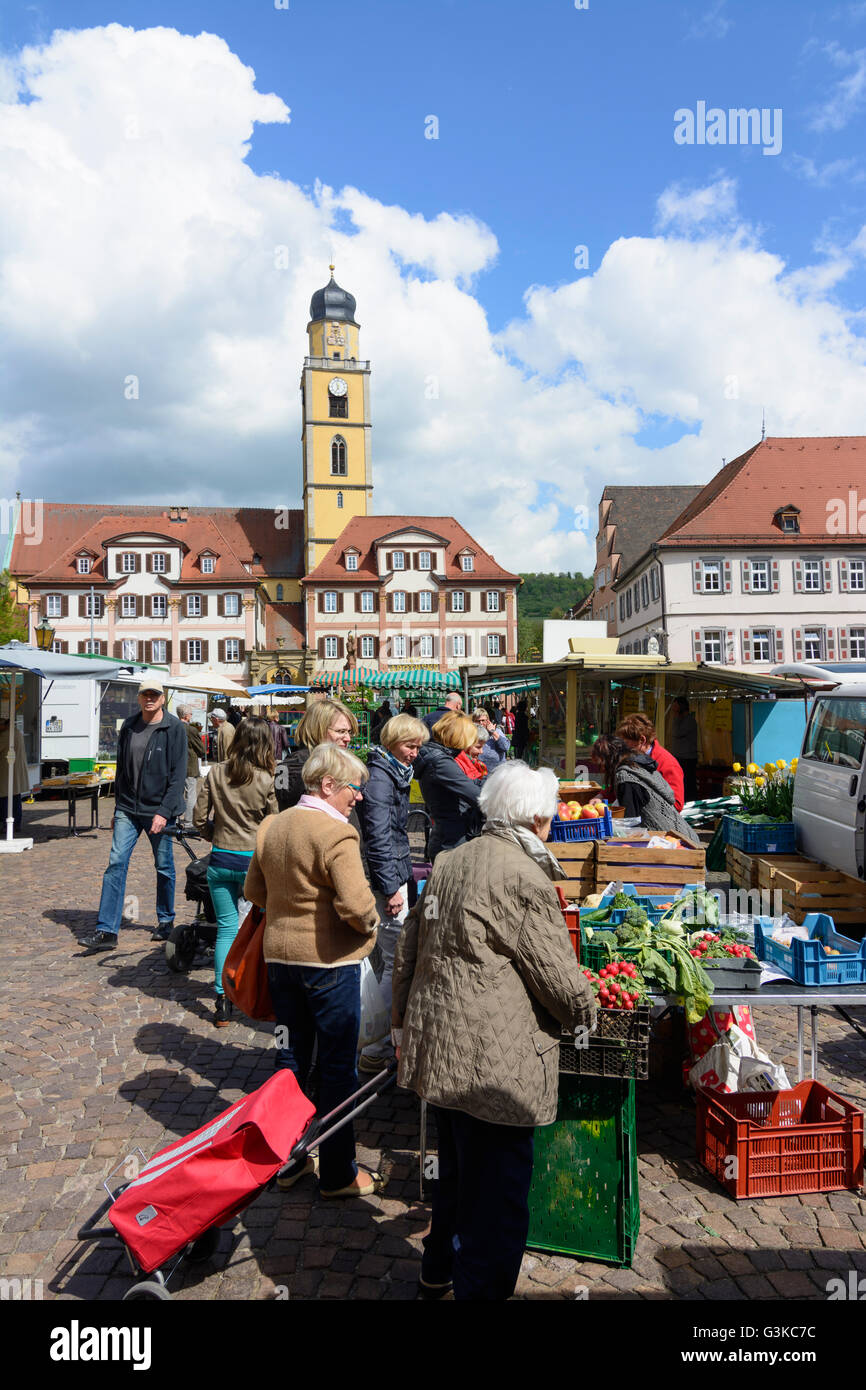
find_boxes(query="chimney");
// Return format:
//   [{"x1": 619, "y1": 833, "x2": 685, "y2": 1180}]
[{"x1": 168, "y1": 505, "x2": 189, "y2": 523}]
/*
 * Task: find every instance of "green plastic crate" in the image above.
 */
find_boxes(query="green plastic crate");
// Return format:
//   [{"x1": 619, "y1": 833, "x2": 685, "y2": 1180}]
[{"x1": 527, "y1": 1075, "x2": 639, "y2": 1267}]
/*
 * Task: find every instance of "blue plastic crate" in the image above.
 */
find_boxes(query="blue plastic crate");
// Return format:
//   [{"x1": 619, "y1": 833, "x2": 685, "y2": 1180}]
[
  {"x1": 550, "y1": 806, "x2": 613, "y2": 842},
  {"x1": 754, "y1": 913, "x2": 866, "y2": 986},
  {"x1": 724, "y1": 816, "x2": 796, "y2": 854},
  {"x1": 602, "y1": 882, "x2": 703, "y2": 925}
]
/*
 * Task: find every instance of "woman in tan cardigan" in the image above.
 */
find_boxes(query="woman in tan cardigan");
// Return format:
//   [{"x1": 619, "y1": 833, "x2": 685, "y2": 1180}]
[{"x1": 244, "y1": 743, "x2": 383, "y2": 1199}]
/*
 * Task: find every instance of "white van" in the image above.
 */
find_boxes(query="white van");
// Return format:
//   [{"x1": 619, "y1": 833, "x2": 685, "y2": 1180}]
[{"x1": 773, "y1": 664, "x2": 866, "y2": 881}]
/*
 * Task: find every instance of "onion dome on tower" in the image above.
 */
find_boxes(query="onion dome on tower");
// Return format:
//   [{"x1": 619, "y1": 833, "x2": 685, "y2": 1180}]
[{"x1": 308, "y1": 266, "x2": 359, "y2": 326}]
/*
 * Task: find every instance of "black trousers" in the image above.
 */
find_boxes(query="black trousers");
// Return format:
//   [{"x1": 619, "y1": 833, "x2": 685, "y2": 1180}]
[{"x1": 423, "y1": 1105, "x2": 534, "y2": 1300}]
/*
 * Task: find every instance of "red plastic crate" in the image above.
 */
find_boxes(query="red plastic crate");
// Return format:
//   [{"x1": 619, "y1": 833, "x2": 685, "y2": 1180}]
[
  {"x1": 556, "y1": 889, "x2": 581, "y2": 960},
  {"x1": 697, "y1": 1081, "x2": 864, "y2": 1200}
]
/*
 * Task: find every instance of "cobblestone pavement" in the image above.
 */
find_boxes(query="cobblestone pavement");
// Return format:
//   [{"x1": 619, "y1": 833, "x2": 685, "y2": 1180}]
[{"x1": 2, "y1": 802, "x2": 866, "y2": 1302}]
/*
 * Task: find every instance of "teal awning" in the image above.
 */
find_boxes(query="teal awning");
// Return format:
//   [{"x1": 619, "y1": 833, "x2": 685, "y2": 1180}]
[{"x1": 311, "y1": 667, "x2": 461, "y2": 692}]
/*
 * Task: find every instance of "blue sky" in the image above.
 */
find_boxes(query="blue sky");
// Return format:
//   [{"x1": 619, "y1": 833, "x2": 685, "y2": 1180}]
[{"x1": 2, "y1": 0, "x2": 866, "y2": 570}]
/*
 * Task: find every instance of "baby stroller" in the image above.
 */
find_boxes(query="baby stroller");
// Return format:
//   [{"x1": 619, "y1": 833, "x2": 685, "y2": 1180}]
[{"x1": 164, "y1": 826, "x2": 217, "y2": 973}]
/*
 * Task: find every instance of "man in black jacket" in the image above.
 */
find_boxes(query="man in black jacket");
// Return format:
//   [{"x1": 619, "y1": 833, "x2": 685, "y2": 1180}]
[
  {"x1": 81, "y1": 680, "x2": 187, "y2": 952},
  {"x1": 422, "y1": 692, "x2": 463, "y2": 734}
]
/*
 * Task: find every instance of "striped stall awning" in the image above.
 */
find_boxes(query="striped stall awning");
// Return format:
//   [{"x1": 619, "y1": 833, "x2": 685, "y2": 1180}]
[{"x1": 311, "y1": 667, "x2": 462, "y2": 692}]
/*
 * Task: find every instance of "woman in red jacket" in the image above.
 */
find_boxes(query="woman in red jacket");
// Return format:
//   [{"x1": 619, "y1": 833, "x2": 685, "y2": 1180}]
[
  {"x1": 615, "y1": 713, "x2": 686, "y2": 811},
  {"x1": 456, "y1": 728, "x2": 489, "y2": 782}
]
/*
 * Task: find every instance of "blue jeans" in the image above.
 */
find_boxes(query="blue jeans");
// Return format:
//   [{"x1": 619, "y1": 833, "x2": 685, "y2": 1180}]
[
  {"x1": 96, "y1": 808, "x2": 176, "y2": 936},
  {"x1": 267, "y1": 962, "x2": 361, "y2": 1191},
  {"x1": 207, "y1": 860, "x2": 249, "y2": 995},
  {"x1": 423, "y1": 1106, "x2": 535, "y2": 1300}
]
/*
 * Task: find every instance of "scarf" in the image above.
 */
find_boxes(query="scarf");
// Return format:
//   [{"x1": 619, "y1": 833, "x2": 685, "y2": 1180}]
[
  {"x1": 296, "y1": 793, "x2": 348, "y2": 823},
  {"x1": 378, "y1": 745, "x2": 415, "y2": 788},
  {"x1": 483, "y1": 819, "x2": 561, "y2": 880}
]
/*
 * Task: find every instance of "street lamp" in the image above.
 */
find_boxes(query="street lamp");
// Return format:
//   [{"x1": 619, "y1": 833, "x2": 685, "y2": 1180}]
[{"x1": 34, "y1": 617, "x2": 55, "y2": 651}]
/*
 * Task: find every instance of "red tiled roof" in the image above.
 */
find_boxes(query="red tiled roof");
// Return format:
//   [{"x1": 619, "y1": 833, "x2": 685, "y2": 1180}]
[
  {"x1": 11, "y1": 505, "x2": 304, "y2": 584},
  {"x1": 658, "y1": 437, "x2": 866, "y2": 546},
  {"x1": 303, "y1": 516, "x2": 520, "y2": 585}
]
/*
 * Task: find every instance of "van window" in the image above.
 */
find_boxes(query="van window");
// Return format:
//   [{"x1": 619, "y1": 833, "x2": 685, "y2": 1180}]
[{"x1": 802, "y1": 697, "x2": 866, "y2": 769}]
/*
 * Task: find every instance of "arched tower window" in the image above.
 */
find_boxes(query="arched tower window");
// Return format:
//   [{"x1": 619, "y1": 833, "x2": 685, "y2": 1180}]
[
  {"x1": 276, "y1": 583, "x2": 284, "y2": 601},
  {"x1": 330, "y1": 436, "x2": 347, "y2": 476},
  {"x1": 337, "y1": 491, "x2": 344, "y2": 509}
]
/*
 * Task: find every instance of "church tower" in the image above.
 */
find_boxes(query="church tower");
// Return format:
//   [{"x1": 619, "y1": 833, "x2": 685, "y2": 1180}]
[{"x1": 301, "y1": 269, "x2": 373, "y2": 572}]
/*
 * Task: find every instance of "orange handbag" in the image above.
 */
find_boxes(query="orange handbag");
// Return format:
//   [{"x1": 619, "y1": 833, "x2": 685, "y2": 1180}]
[{"x1": 222, "y1": 903, "x2": 275, "y2": 1021}]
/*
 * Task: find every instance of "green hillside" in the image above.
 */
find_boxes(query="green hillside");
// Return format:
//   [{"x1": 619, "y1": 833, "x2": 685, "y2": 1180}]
[{"x1": 517, "y1": 571, "x2": 593, "y2": 661}]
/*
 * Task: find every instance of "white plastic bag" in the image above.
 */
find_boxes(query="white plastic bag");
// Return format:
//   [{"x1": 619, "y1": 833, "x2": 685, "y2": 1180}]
[
  {"x1": 689, "y1": 1023, "x2": 790, "y2": 1094},
  {"x1": 358, "y1": 957, "x2": 389, "y2": 1052}
]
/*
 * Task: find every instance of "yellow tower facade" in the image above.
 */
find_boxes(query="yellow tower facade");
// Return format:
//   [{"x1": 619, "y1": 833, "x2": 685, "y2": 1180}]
[{"x1": 301, "y1": 270, "x2": 373, "y2": 572}]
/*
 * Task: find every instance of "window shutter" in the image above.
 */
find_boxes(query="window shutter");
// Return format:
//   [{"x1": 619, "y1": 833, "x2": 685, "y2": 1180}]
[
  {"x1": 725, "y1": 629, "x2": 735, "y2": 664},
  {"x1": 826, "y1": 627, "x2": 836, "y2": 660},
  {"x1": 317, "y1": 638, "x2": 326, "y2": 659},
  {"x1": 113, "y1": 641, "x2": 122, "y2": 658},
  {"x1": 131, "y1": 595, "x2": 138, "y2": 618},
  {"x1": 180, "y1": 641, "x2": 188, "y2": 662},
  {"x1": 237, "y1": 640, "x2": 245, "y2": 660},
  {"x1": 115, "y1": 554, "x2": 122, "y2": 575},
  {"x1": 499, "y1": 590, "x2": 506, "y2": 612},
  {"x1": 200, "y1": 641, "x2": 209, "y2": 663},
  {"x1": 218, "y1": 639, "x2": 225, "y2": 663},
  {"x1": 774, "y1": 629, "x2": 784, "y2": 662},
  {"x1": 741, "y1": 559, "x2": 751, "y2": 593},
  {"x1": 692, "y1": 561, "x2": 703, "y2": 593},
  {"x1": 741, "y1": 630, "x2": 752, "y2": 662},
  {"x1": 134, "y1": 553, "x2": 141, "y2": 573},
  {"x1": 144, "y1": 641, "x2": 152, "y2": 663},
  {"x1": 78, "y1": 595, "x2": 86, "y2": 618},
  {"x1": 411, "y1": 552, "x2": 418, "y2": 570},
  {"x1": 839, "y1": 627, "x2": 850, "y2": 659},
  {"x1": 386, "y1": 551, "x2": 393, "y2": 569},
  {"x1": 336, "y1": 592, "x2": 344, "y2": 613},
  {"x1": 145, "y1": 554, "x2": 152, "y2": 573},
  {"x1": 723, "y1": 560, "x2": 732, "y2": 594},
  {"x1": 792, "y1": 629, "x2": 804, "y2": 661},
  {"x1": 823, "y1": 558, "x2": 832, "y2": 592},
  {"x1": 77, "y1": 641, "x2": 86, "y2": 654},
  {"x1": 692, "y1": 630, "x2": 702, "y2": 661},
  {"x1": 465, "y1": 635, "x2": 472, "y2": 658},
  {"x1": 771, "y1": 559, "x2": 780, "y2": 593},
  {"x1": 840, "y1": 559, "x2": 850, "y2": 592},
  {"x1": 387, "y1": 593, "x2": 394, "y2": 613},
  {"x1": 793, "y1": 559, "x2": 803, "y2": 593},
  {"x1": 336, "y1": 637, "x2": 345, "y2": 659},
  {"x1": 59, "y1": 595, "x2": 68, "y2": 618},
  {"x1": 216, "y1": 594, "x2": 223, "y2": 617},
  {"x1": 200, "y1": 595, "x2": 208, "y2": 618},
  {"x1": 143, "y1": 595, "x2": 150, "y2": 618},
  {"x1": 317, "y1": 592, "x2": 324, "y2": 613}
]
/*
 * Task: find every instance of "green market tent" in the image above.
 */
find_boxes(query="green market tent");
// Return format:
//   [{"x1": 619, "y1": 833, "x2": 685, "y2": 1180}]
[{"x1": 311, "y1": 667, "x2": 461, "y2": 692}]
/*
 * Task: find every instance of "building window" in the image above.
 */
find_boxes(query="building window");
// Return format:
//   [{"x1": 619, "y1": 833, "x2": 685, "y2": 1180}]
[
  {"x1": 803, "y1": 628, "x2": 823, "y2": 660},
  {"x1": 392, "y1": 591, "x2": 406, "y2": 613},
  {"x1": 625, "y1": 590, "x2": 632, "y2": 618},
  {"x1": 121, "y1": 595, "x2": 136, "y2": 618},
  {"x1": 850, "y1": 628, "x2": 866, "y2": 660},
  {"x1": 84, "y1": 594, "x2": 100, "y2": 619},
  {"x1": 360, "y1": 591, "x2": 375, "y2": 614},
  {"x1": 324, "y1": 635, "x2": 338, "y2": 660},
  {"x1": 276, "y1": 583, "x2": 284, "y2": 601},
  {"x1": 641, "y1": 575, "x2": 649, "y2": 607},
  {"x1": 752, "y1": 629, "x2": 772, "y2": 663},
  {"x1": 225, "y1": 638, "x2": 240, "y2": 662},
  {"x1": 121, "y1": 552, "x2": 136, "y2": 574},
  {"x1": 49, "y1": 639, "x2": 63, "y2": 653},
  {"x1": 151, "y1": 640, "x2": 167, "y2": 663},
  {"x1": 418, "y1": 551, "x2": 431, "y2": 570},
  {"x1": 849, "y1": 560, "x2": 866, "y2": 591},
  {"x1": 650, "y1": 568, "x2": 660, "y2": 602},
  {"x1": 360, "y1": 635, "x2": 376, "y2": 659},
  {"x1": 451, "y1": 634, "x2": 466, "y2": 658},
  {"x1": 84, "y1": 639, "x2": 101, "y2": 655},
  {"x1": 186, "y1": 595, "x2": 202, "y2": 618},
  {"x1": 451, "y1": 591, "x2": 465, "y2": 613},
  {"x1": 152, "y1": 594, "x2": 167, "y2": 618},
  {"x1": 750, "y1": 559, "x2": 769, "y2": 592},
  {"x1": 151, "y1": 553, "x2": 166, "y2": 574},
  {"x1": 633, "y1": 582, "x2": 640, "y2": 612},
  {"x1": 77, "y1": 556, "x2": 91, "y2": 575},
  {"x1": 329, "y1": 394, "x2": 348, "y2": 419},
  {"x1": 391, "y1": 635, "x2": 407, "y2": 660},
  {"x1": 419, "y1": 634, "x2": 433, "y2": 658},
  {"x1": 346, "y1": 553, "x2": 358, "y2": 571},
  {"x1": 324, "y1": 591, "x2": 338, "y2": 614},
  {"x1": 202, "y1": 555, "x2": 216, "y2": 575},
  {"x1": 418, "y1": 591, "x2": 433, "y2": 613},
  {"x1": 461, "y1": 555, "x2": 474, "y2": 572},
  {"x1": 702, "y1": 559, "x2": 722, "y2": 592},
  {"x1": 46, "y1": 594, "x2": 62, "y2": 618},
  {"x1": 486, "y1": 591, "x2": 500, "y2": 612},
  {"x1": 702, "y1": 630, "x2": 723, "y2": 664},
  {"x1": 619, "y1": 596, "x2": 625, "y2": 622},
  {"x1": 487, "y1": 634, "x2": 502, "y2": 657},
  {"x1": 330, "y1": 436, "x2": 347, "y2": 476},
  {"x1": 224, "y1": 593, "x2": 240, "y2": 617},
  {"x1": 337, "y1": 492, "x2": 344, "y2": 509},
  {"x1": 122, "y1": 639, "x2": 138, "y2": 661},
  {"x1": 780, "y1": 512, "x2": 800, "y2": 533},
  {"x1": 392, "y1": 552, "x2": 405, "y2": 570},
  {"x1": 803, "y1": 560, "x2": 822, "y2": 592},
  {"x1": 184, "y1": 639, "x2": 201, "y2": 663}
]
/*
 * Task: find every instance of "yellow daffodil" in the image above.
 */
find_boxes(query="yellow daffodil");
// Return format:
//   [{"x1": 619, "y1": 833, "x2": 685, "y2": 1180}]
[
  {"x1": 775, "y1": 759, "x2": 787, "y2": 770},
  {"x1": 763, "y1": 762, "x2": 775, "y2": 774},
  {"x1": 747, "y1": 762, "x2": 758, "y2": 775},
  {"x1": 732, "y1": 762, "x2": 742, "y2": 773}
]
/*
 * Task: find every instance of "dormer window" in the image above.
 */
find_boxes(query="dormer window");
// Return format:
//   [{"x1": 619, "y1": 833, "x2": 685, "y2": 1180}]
[
  {"x1": 202, "y1": 555, "x2": 216, "y2": 574},
  {"x1": 346, "y1": 552, "x2": 358, "y2": 571},
  {"x1": 418, "y1": 551, "x2": 431, "y2": 570},
  {"x1": 121, "y1": 552, "x2": 136, "y2": 574},
  {"x1": 461, "y1": 554, "x2": 474, "y2": 573},
  {"x1": 392, "y1": 551, "x2": 405, "y2": 570},
  {"x1": 775, "y1": 505, "x2": 800, "y2": 534},
  {"x1": 76, "y1": 556, "x2": 91, "y2": 575}
]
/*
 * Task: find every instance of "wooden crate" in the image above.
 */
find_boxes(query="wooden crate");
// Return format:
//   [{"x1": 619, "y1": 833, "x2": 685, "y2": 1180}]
[
  {"x1": 755, "y1": 856, "x2": 866, "y2": 927},
  {"x1": 551, "y1": 840, "x2": 596, "y2": 902},
  {"x1": 726, "y1": 844, "x2": 759, "y2": 890},
  {"x1": 756, "y1": 855, "x2": 814, "y2": 893},
  {"x1": 594, "y1": 833, "x2": 705, "y2": 890}
]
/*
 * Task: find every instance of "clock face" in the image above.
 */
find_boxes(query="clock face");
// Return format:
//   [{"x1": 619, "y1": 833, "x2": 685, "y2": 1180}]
[{"x1": 328, "y1": 377, "x2": 348, "y2": 397}]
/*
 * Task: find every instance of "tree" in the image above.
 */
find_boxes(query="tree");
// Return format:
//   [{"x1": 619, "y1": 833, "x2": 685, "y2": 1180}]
[{"x1": 0, "y1": 572, "x2": 27, "y2": 644}]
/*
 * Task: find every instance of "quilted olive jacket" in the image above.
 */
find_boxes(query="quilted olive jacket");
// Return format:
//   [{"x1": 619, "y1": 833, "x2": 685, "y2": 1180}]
[{"x1": 392, "y1": 826, "x2": 598, "y2": 1127}]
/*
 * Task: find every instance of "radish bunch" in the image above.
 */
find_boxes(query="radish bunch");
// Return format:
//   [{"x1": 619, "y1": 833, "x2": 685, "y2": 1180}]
[{"x1": 582, "y1": 960, "x2": 647, "y2": 1011}]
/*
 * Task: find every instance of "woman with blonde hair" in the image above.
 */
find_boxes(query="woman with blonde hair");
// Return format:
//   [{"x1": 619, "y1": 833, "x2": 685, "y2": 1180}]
[
  {"x1": 357, "y1": 714, "x2": 430, "y2": 1074},
  {"x1": 413, "y1": 711, "x2": 484, "y2": 859},
  {"x1": 245, "y1": 742, "x2": 383, "y2": 1198},
  {"x1": 194, "y1": 716, "x2": 278, "y2": 1026},
  {"x1": 275, "y1": 697, "x2": 358, "y2": 811}
]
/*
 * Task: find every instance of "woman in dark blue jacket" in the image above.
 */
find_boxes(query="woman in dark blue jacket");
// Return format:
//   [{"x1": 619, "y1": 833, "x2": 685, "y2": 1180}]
[
  {"x1": 414, "y1": 713, "x2": 484, "y2": 861},
  {"x1": 356, "y1": 714, "x2": 430, "y2": 1074}
]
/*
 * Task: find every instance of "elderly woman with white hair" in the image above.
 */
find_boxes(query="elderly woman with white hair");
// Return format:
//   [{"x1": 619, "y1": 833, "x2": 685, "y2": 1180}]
[
  {"x1": 392, "y1": 760, "x2": 597, "y2": 1301},
  {"x1": 244, "y1": 742, "x2": 383, "y2": 1199}
]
